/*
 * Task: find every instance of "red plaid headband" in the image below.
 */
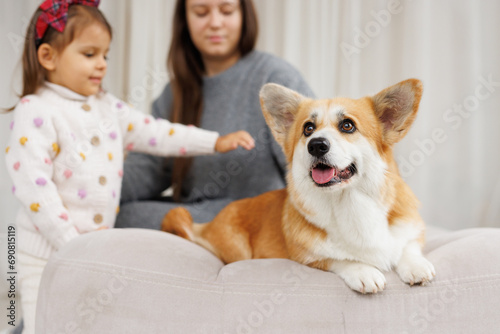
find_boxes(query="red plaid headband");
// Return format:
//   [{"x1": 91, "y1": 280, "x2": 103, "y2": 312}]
[{"x1": 35, "y1": 0, "x2": 100, "y2": 47}]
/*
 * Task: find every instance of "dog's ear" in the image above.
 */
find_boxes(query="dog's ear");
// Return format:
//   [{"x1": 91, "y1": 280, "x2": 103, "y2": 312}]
[
  {"x1": 260, "y1": 83, "x2": 305, "y2": 147},
  {"x1": 371, "y1": 79, "x2": 423, "y2": 145}
]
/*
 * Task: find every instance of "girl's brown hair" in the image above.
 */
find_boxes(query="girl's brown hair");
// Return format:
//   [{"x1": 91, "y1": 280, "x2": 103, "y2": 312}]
[
  {"x1": 20, "y1": 5, "x2": 112, "y2": 99},
  {"x1": 168, "y1": 0, "x2": 258, "y2": 201}
]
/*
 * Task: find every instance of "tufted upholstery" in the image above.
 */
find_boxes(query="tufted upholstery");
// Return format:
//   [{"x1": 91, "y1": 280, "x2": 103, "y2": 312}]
[{"x1": 36, "y1": 227, "x2": 500, "y2": 333}]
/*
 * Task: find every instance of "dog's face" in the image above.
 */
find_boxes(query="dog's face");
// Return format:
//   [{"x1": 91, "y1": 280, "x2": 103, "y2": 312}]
[
  {"x1": 287, "y1": 98, "x2": 382, "y2": 192},
  {"x1": 260, "y1": 79, "x2": 423, "y2": 192}
]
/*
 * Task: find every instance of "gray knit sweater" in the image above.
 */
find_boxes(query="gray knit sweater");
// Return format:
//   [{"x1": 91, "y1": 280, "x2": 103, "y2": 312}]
[{"x1": 117, "y1": 51, "x2": 314, "y2": 226}]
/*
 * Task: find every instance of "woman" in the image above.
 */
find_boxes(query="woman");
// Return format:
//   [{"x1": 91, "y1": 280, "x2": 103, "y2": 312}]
[{"x1": 116, "y1": 0, "x2": 314, "y2": 228}]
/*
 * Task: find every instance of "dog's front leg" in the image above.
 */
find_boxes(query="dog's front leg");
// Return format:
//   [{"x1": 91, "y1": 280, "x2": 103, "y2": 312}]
[
  {"x1": 396, "y1": 240, "x2": 435, "y2": 286},
  {"x1": 329, "y1": 260, "x2": 386, "y2": 294}
]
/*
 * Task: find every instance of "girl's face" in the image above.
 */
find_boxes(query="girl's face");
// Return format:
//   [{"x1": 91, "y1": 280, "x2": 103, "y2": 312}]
[
  {"x1": 47, "y1": 23, "x2": 110, "y2": 96},
  {"x1": 186, "y1": 0, "x2": 243, "y2": 65}
]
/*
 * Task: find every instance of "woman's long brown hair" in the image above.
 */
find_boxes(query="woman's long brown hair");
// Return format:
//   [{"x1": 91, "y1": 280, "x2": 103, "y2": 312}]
[{"x1": 168, "y1": 0, "x2": 258, "y2": 201}]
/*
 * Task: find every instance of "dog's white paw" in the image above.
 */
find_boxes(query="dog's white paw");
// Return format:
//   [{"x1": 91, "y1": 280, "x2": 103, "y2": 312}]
[
  {"x1": 333, "y1": 262, "x2": 386, "y2": 294},
  {"x1": 396, "y1": 255, "x2": 435, "y2": 286}
]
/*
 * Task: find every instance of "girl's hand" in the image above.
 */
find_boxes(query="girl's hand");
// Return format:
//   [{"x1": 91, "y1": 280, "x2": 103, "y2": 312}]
[{"x1": 215, "y1": 131, "x2": 255, "y2": 153}]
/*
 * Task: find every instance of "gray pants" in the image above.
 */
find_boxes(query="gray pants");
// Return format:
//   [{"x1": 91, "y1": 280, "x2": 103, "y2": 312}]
[{"x1": 115, "y1": 198, "x2": 232, "y2": 229}]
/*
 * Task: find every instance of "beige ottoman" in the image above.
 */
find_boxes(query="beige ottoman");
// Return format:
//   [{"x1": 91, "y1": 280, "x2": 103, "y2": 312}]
[{"x1": 36, "y1": 227, "x2": 500, "y2": 333}]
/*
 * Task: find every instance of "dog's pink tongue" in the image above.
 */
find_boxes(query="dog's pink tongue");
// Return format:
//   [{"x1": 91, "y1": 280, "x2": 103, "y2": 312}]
[{"x1": 312, "y1": 167, "x2": 335, "y2": 184}]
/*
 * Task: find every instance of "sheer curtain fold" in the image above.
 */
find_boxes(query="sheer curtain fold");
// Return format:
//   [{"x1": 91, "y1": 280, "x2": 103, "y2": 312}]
[{"x1": 1, "y1": 0, "x2": 499, "y2": 229}]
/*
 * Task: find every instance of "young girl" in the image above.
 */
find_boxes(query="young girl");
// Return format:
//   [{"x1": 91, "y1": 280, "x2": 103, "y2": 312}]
[{"x1": 5, "y1": 1, "x2": 254, "y2": 333}]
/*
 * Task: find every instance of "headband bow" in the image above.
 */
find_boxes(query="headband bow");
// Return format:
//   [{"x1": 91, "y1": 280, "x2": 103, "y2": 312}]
[{"x1": 35, "y1": 0, "x2": 100, "y2": 47}]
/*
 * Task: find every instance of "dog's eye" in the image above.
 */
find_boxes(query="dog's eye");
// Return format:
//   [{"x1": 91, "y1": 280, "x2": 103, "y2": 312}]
[
  {"x1": 341, "y1": 120, "x2": 356, "y2": 133},
  {"x1": 303, "y1": 122, "x2": 316, "y2": 136}
]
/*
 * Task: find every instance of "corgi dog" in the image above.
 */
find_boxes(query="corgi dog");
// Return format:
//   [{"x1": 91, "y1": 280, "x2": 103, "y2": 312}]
[{"x1": 162, "y1": 79, "x2": 435, "y2": 294}]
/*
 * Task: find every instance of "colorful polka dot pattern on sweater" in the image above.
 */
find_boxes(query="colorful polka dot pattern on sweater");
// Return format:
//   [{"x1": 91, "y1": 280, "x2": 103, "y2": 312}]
[{"x1": 5, "y1": 82, "x2": 219, "y2": 259}]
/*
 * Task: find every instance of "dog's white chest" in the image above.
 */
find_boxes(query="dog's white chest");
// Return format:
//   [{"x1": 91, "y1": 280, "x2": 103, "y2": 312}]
[{"x1": 304, "y1": 190, "x2": 417, "y2": 271}]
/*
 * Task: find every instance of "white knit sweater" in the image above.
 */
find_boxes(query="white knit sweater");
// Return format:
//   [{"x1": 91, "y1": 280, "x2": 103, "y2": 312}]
[{"x1": 5, "y1": 83, "x2": 219, "y2": 259}]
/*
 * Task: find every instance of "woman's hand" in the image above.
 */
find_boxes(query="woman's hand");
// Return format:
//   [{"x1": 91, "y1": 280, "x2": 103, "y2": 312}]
[{"x1": 215, "y1": 131, "x2": 255, "y2": 153}]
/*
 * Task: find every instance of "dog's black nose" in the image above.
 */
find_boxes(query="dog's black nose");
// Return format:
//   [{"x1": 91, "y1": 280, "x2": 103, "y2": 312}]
[{"x1": 308, "y1": 138, "x2": 330, "y2": 157}]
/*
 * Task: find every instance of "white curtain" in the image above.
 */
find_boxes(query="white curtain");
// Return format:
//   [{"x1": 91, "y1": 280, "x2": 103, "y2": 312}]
[{"x1": 1, "y1": 0, "x2": 500, "y2": 231}]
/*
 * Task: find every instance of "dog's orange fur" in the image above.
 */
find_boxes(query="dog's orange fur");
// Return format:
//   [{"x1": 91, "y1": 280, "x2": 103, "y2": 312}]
[
  {"x1": 162, "y1": 79, "x2": 431, "y2": 289},
  {"x1": 164, "y1": 190, "x2": 290, "y2": 263}
]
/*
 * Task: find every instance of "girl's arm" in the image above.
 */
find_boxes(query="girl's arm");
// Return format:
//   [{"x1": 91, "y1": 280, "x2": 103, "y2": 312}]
[
  {"x1": 115, "y1": 97, "x2": 253, "y2": 157},
  {"x1": 116, "y1": 99, "x2": 219, "y2": 157}
]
